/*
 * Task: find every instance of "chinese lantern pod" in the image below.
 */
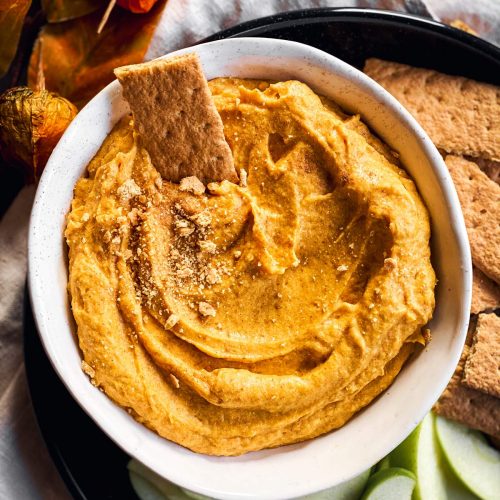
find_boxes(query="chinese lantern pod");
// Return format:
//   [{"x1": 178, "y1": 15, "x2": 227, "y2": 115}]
[{"x1": 117, "y1": 0, "x2": 158, "y2": 14}]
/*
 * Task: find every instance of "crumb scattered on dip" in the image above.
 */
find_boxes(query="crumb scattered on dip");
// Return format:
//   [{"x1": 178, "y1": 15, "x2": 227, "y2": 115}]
[{"x1": 65, "y1": 78, "x2": 435, "y2": 456}]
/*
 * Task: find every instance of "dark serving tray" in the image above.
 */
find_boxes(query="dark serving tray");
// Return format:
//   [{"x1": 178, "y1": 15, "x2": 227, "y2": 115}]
[{"x1": 24, "y1": 8, "x2": 500, "y2": 500}]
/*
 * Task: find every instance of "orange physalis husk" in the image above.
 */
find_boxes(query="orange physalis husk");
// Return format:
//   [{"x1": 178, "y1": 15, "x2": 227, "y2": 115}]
[
  {"x1": 0, "y1": 87, "x2": 77, "y2": 182},
  {"x1": 117, "y1": 0, "x2": 158, "y2": 14}
]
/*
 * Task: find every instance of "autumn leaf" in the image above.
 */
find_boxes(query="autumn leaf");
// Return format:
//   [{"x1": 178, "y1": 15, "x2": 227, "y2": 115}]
[
  {"x1": 117, "y1": 0, "x2": 158, "y2": 13},
  {"x1": 28, "y1": 0, "x2": 166, "y2": 108},
  {"x1": 42, "y1": 0, "x2": 103, "y2": 23},
  {"x1": 0, "y1": 0, "x2": 32, "y2": 78}
]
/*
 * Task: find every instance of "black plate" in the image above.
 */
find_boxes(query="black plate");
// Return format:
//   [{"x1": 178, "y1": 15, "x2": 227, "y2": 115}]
[{"x1": 24, "y1": 8, "x2": 500, "y2": 500}]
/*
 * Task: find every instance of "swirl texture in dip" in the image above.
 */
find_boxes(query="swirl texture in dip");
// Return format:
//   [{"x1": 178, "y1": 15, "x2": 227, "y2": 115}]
[{"x1": 65, "y1": 78, "x2": 435, "y2": 456}]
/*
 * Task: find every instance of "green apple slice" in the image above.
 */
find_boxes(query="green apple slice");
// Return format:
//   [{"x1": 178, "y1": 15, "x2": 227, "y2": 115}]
[
  {"x1": 441, "y1": 464, "x2": 478, "y2": 500},
  {"x1": 129, "y1": 458, "x2": 370, "y2": 500},
  {"x1": 300, "y1": 469, "x2": 371, "y2": 499},
  {"x1": 375, "y1": 456, "x2": 391, "y2": 472},
  {"x1": 388, "y1": 413, "x2": 447, "y2": 500},
  {"x1": 129, "y1": 470, "x2": 169, "y2": 500},
  {"x1": 360, "y1": 468, "x2": 416, "y2": 500},
  {"x1": 128, "y1": 459, "x2": 211, "y2": 499},
  {"x1": 435, "y1": 415, "x2": 500, "y2": 499},
  {"x1": 180, "y1": 488, "x2": 213, "y2": 500}
]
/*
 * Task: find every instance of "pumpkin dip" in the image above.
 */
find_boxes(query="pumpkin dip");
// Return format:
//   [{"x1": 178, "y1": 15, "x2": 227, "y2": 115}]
[{"x1": 65, "y1": 77, "x2": 435, "y2": 456}]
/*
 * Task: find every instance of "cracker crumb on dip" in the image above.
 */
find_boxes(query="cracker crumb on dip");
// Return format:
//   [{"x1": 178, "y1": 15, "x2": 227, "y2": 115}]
[{"x1": 65, "y1": 73, "x2": 435, "y2": 456}]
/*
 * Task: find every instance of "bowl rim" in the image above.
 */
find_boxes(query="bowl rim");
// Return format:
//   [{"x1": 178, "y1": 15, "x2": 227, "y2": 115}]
[
  {"x1": 28, "y1": 36, "x2": 472, "y2": 499},
  {"x1": 202, "y1": 6, "x2": 500, "y2": 69}
]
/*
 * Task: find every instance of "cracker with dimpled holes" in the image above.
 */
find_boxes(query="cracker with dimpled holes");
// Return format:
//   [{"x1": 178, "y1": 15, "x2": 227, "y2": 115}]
[
  {"x1": 471, "y1": 267, "x2": 500, "y2": 314},
  {"x1": 363, "y1": 58, "x2": 500, "y2": 163},
  {"x1": 434, "y1": 343, "x2": 500, "y2": 439},
  {"x1": 463, "y1": 313, "x2": 500, "y2": 398},
  {"x1": 114, "y1": 53, "x2": 237, "y2": 185},
  {"x1": 445, "y1": 155, "x2": 500, "y2": 284}
]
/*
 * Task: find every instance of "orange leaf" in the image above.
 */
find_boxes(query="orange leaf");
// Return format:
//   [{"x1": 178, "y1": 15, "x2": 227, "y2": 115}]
[
  {"x1": 0, "y1": 0, "x2": 32, "y2": 78},
  {"x1": 42, "y1": 0, "x2": 103, "y2": 23},
  {"x1": 117, "y1": 0, "x2": 158, "y2": 14},
  {"x1": 28, "y1": 0, "x2": 166, "y2": 108}
]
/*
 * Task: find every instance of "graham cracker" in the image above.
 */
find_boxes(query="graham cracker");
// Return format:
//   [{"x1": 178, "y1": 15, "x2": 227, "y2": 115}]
[
  {"x1": 471, "y1": 267, "x2": 500, "y2": 314},
  {"x1": 463, "y1": 313, "x2": 500, "y2": 398},
  {"x1": 363, "y1": 58, "x2": 500, "y2": 162},
  {"x1": 114, "y1": 53, "x2": 237, "y2": 184},
  {"x1": 434, "y1": 343, "x2": 500, "y2": 439},
  {"x1": 450, "y1": 19, "x2": 478, "y2": 36},
  {"x1": 471, "y1": 157, "x2": 500, "y2": 186},
  {"x1": 445, "y1": 155, "x2": 500, "y2": 284}
]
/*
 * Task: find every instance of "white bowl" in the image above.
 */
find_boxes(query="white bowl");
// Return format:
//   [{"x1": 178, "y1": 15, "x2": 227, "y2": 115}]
[{"x1": 28, "y1": 38, "x2": 472, "y2": 500}]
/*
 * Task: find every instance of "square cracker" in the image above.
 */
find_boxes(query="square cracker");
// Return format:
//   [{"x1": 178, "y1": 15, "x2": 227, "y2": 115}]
[
  {"x1": 463, "y1": 313, "x2": 500, "y2": 398},
  {"x1": 445, "y1": 155, "x2": 500, "y2": 284},
  {"x1": 363, "y1": 58, "x2": 500, "y2": 162},
  {"x1": 471, "y1": 267, "x2": 500, "y2": 314},
  {"x1": 434, "y1": 343, "x2": 500, "y2": 439},
  {"x1": 114, "y1": 53, "x2": 237, "y2": 184},
  {"x1": 472, "y1": 157, "x2": 500, "y2": 186}
]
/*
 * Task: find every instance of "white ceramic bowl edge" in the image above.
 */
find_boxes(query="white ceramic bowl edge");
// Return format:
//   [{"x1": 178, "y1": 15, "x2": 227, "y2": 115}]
[{"x1": 28, "y1": 37, "x2": 471, "y2": 500}]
